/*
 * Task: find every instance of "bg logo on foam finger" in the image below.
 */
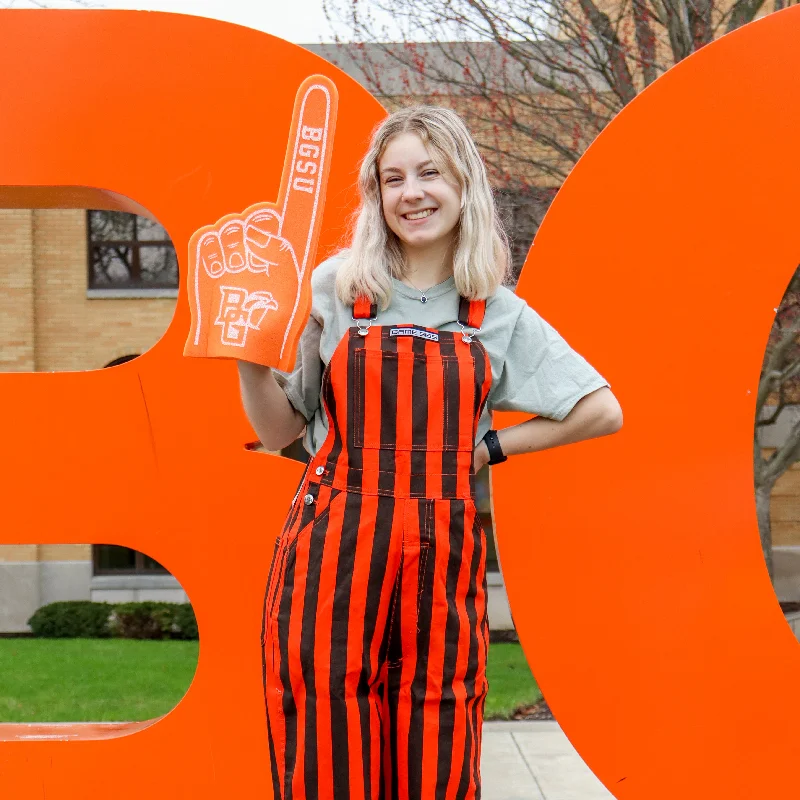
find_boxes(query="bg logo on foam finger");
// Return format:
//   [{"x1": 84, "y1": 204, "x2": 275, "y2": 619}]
[
  {"x1": 215, "y1": 286, "x2": 278, "y2": 347},
  {"x1": 185, "y1": 75, "x2": 337, "y2": 370}
]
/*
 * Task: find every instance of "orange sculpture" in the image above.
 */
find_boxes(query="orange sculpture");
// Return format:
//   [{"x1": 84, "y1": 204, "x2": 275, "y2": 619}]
[
  {"x1": 184, "y1": 75, "x2": 338, "y2": 370},
  {"x1": 2, "y1": 4, "x2": 800, "y2": 799}
]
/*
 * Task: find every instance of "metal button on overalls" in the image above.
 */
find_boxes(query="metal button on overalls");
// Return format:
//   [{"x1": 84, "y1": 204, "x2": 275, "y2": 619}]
[{"x1": 262, "y1": 295, "x2": 491, "y2": 800}]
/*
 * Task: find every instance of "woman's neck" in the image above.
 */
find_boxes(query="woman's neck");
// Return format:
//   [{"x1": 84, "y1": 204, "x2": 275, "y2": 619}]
[{"x1": 401, "y1": 240, "x2": 455, "y2": 289}]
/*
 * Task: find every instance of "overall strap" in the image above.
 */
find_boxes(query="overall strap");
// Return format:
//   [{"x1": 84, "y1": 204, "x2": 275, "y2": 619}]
[
  {"x1": 458, "y1": 296, "x2": 486, "y2": 329},
  {"x1": 353, "y1": 296, "x2": 378, "y2": 320}
]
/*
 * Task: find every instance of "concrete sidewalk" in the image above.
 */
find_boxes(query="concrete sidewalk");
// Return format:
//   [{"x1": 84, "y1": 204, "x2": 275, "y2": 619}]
[{"x1": 481, "y1": 721, "x2": 614, "y2": 800}]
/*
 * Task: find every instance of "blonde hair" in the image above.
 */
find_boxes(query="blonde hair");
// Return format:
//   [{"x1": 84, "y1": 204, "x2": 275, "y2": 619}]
[{"x1": 335, "y1": 105, "x2": 511, "y2": 309}]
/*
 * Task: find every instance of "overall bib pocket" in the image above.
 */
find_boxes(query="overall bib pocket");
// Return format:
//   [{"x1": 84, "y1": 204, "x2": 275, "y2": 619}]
[{"x1": 351, "y1": 347, "x2": 477, "y2": 452}]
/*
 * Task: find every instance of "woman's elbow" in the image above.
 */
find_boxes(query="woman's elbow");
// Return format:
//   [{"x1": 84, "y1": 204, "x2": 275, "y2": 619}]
[{"x1": 599, "y1": 393, "x2": 623, "y2": 435}]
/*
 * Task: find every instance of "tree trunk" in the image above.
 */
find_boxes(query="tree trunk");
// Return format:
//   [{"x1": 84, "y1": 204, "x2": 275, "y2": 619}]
[{"x1": 755, "y1": 482, "x2": 775, "y2": 583}]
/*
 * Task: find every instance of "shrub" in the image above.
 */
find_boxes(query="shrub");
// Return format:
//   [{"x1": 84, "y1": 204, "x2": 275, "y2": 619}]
[
  {"x1": 28, "y1": 600, "x2": 200, "y2": 640},
  {"x1": 111, "y1": 602, "x2": 175, "y2": 640},
  {"x1": 172, "y1": 603, "x2": 199, "y2": 640},
  {"x1": 28, "y1": 601, "x2": 113, "y2": 638}
]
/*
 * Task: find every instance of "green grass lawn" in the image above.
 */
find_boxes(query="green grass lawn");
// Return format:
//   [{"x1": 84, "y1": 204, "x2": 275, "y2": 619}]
[
  {"x1": 484, "y1": 642, "x2": 542, "y2": 720},
  {"x1": 0, "y1": 639, "x2": 537, "y2": 722},
  {"x1": 0, "y1": 639, "x2": 199, "y2": 722}
]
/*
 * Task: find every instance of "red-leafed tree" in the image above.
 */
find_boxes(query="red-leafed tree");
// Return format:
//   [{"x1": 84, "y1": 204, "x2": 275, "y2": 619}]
[{"x1": 323, "y1": 0, "x2": 796, "y2": 581}]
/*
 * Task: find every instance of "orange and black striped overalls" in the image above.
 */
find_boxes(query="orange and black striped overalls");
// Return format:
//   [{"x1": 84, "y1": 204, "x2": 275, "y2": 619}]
[{"x1": 262, "y1": 294, "x2": 491, "y2": 800}]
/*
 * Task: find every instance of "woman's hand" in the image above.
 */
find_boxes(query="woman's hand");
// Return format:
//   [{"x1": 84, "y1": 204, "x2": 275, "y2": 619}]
[
  {"x1": 473, "y1": 440, "x2": 491, "y2": 472},
  {"x1": 476, "y1": 387, "x2": 622, "y2": 465}
]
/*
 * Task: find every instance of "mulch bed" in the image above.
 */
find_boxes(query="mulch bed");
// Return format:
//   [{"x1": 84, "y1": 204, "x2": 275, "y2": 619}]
[{"x1": 511, "y1": 698, "x2": 554, "y2": 721}]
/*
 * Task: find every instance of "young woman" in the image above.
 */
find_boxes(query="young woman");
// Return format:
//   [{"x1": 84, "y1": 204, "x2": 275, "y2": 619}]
[{"x1": 240, "y1": 106, "x2": 622, "y2": 800}]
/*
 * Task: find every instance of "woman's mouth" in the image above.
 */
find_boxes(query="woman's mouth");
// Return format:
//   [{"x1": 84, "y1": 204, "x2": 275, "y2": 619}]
[{"x1": 402, "y1": 208, "x2": 437, "y2": 221}]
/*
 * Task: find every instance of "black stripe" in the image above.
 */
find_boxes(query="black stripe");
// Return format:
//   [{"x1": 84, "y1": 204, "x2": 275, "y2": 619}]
[
  {"x1": 379, "y1": 353, "x2": 399, "y2": 450},
  {"x1": 301, "y1": 506, "x2": 335, "y2": 797},
  {"x1": 278, "y1": 548, "x2": 300, "y2": 800},
  {"x1": 471, "y1": 341, "x2": 488, "y2": 430},
  {"x1": 443, "y1": 357, "x2": 461, "y2": 450},
  {"x1": 411, "y1": 347, "x2": 428, "y2": 450},
  {"x1": 266, "y1": 702, "x2": 282, "y2": 799},
  {"x1": 348, "y1": 336, "x2": 366, "y2": 489},
  {"x1": 458, "y1": 296, "x2": 470, "y2": 326},
  {"x1": 386, "y1": 569, "x2": 403, "y2": 800}
]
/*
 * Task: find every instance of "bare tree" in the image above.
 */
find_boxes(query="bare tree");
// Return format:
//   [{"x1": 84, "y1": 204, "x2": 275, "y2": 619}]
[
  {"x1": 324, "y1": 0, "x2": 777, "y2": 186},
  {"x1": 756, "y1": 268, "x2": 800, "y2": 581},
  {"x1": 322, "y1": 0, "x2": 780, "y2": 245}
]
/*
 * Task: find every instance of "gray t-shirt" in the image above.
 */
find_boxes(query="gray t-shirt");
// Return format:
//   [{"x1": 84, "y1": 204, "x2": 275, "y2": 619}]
[{"x1": 276, "y1": 255, "x2": 609, "y2": 455}]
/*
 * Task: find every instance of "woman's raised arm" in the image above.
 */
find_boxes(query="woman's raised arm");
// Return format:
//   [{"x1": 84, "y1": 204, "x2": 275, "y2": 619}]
[{"x1": 237, "y1": 361, "x2": 307, "y2": 452}]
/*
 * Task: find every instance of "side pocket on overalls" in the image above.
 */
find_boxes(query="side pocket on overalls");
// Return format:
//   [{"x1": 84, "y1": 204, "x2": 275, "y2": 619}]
[
  {"x1": 261, "y1": 535, "x2": 286, "y2": 648},
  {"x1": 417, "y1": 500, "x2": 434, "y2": 620},
  {"x1": 268, "y1": 482, "x2": 345, "y2": 625}
]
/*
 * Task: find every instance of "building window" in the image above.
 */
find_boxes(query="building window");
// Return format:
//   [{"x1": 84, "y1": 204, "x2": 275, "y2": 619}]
[
  {"x1": 93, "y1": 545, "x2": 170, "y2": 576},
  {"x1": 87, "y1": 210, "x2": 178, "y2": 290}
]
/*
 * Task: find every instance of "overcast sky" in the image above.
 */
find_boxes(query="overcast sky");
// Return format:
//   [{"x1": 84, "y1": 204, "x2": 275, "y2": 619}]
[{"x1": 3, "y1": 0, "x2": 408, "y2": 43}]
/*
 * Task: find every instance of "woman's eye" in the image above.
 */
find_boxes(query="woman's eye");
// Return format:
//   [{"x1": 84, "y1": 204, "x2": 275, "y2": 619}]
[{"x1": 422, "y1": 170, "x2": 438, "y2": 177}]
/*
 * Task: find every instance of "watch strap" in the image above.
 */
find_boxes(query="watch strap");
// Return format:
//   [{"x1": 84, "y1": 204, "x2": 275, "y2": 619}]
[{"x1": 482, "y1": 429, "x2": 507, "y2": 465}]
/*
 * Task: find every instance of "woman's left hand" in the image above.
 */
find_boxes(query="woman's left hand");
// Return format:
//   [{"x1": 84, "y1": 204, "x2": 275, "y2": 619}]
[{"x1": 473, "y1": 440, "x2": 490, "y2": 472}]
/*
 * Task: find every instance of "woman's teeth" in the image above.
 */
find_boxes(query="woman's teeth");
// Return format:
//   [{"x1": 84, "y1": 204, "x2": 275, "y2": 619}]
[{"x1": 404, "y1": 209, "x2": 435, "y2": 220}]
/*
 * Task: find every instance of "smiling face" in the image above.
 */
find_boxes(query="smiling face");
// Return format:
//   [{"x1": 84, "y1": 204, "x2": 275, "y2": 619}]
[{"x1": 378, "y1": 131, "x2": 463, "y2": 259}]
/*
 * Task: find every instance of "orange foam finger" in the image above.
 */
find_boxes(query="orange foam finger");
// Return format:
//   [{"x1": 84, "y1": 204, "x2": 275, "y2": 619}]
[{"x1": 184, "y1": 74, "x2": 339, "y2": 369}]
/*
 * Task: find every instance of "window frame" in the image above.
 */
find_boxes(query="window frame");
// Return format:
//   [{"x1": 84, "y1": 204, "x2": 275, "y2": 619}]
[
  {"x1": 86, "y1": 210, "x2": 178, "y2": 292},
  {"x1": 92, "y1": 544, "x2": 170, "y2": 576}
]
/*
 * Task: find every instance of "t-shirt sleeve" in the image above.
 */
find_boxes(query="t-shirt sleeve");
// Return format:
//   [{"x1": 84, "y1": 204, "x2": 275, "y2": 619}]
[
  {"x1": 488, "y1": 304, "x2": 609, "y2": 421},
  {"x1": 273, "y1": 312, "x2": 323, "y2": 424}
]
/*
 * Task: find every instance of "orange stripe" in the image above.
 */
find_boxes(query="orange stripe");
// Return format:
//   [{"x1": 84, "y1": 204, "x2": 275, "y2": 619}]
[
  {"x1": 341, "y1": 495, "x2": 372, "y2": 800},
  {"x1": 360, "y1": 335, "x2": 382, "y2": 494},
  {"x1": 353, "y1": 295, "x2": 373, "y2": 319}
]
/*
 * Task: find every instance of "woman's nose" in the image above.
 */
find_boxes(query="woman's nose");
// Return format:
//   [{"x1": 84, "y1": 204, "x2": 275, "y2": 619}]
[{"x1": 401, "y1": 178, "x2": 424, "y2": 201}]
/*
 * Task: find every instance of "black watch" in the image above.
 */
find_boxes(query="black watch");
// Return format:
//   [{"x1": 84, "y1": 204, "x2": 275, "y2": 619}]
[{"x1": 482, "y1": 429, "x2": 507, "y2": 465}]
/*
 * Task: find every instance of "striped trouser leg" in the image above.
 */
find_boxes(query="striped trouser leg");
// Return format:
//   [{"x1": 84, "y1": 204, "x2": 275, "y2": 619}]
[
  {"x1": 263, "y1": 488, "x2": 406, "y2": 800},
  {"x1": 262, "y1": 489, "x2": 489, "y2": 800},
  {"x1": 382, "y1": 497, "x2": 490, "y2": 800}
]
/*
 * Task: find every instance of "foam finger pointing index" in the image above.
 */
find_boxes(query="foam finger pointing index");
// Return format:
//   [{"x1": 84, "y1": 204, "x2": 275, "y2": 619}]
[{"x1": 277, "y1": 75, "x2": 338, "y2": 283}]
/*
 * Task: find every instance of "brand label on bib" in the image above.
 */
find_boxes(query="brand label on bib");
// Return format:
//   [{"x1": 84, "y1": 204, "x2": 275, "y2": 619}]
[{"x1": 389, "y1": 326, "x2": 439, "y2": 341}]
